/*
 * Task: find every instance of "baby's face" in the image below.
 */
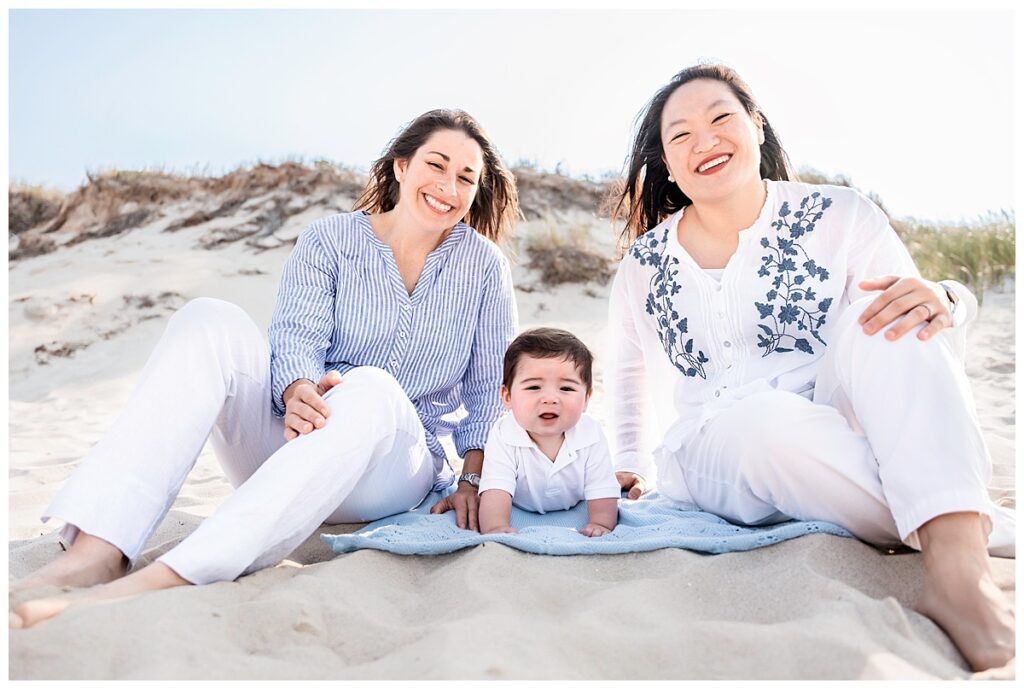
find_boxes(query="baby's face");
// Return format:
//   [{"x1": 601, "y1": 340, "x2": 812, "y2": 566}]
[{"x1": 501, "y1": 354, "x2": 591, "y2": 443}]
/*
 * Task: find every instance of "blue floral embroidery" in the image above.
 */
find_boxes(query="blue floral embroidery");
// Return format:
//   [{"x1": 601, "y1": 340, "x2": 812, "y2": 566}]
[
  {"x1": 755, "y1": 192, "x2": 834, "y2": 356},
  {"x1": 630, "y1": 228, "x2": 709, "y2": 378}
]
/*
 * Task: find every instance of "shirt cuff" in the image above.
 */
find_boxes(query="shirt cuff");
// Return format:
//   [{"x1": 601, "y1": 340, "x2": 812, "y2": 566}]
[
  {"x1": 937, "y1": 280, "x2": 978, "y2": 329},
  {"x1": 613, "y1": 451, "x2": 654, "y2": 484},
  {"x1": 453, "y1": 421, "x2": 492, "y2": 458},
  {"x1": 271, "y1": 357, "x2": 323, "y2": 417}
]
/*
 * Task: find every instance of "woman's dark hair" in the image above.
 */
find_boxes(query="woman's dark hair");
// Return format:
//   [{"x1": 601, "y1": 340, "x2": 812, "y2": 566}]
[
  {"x1": 354, "y1": 109, "x2": 521, "y2": 244},
  {"x1": 502, "y1": 327, "x2": 594, "y2": 391},
  {"x1": 611, "y1": 63, "x2": 794, "y2": 255}
]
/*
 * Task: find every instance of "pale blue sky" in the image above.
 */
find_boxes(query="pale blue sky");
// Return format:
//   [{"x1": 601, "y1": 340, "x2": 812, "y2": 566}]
[{"x1": 7, "y1": 8, "x2": 1015, "y2": 222}]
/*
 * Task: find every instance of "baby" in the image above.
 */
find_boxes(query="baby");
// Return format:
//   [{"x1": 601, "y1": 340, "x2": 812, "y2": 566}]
[{"x1": 477, "y1": 328, "x2": 621, "y2": 537}]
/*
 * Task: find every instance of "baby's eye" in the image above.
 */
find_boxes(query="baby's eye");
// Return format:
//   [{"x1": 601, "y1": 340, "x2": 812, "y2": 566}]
[
  {"x1": 560, "y1": 386, "x2": 577, "y2": 392},
  {"x1": 524, "y1": 385, "x2": 541, "y2": 390}
]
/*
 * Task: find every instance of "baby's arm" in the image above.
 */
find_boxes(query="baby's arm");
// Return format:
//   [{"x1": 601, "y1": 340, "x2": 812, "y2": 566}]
[
  {"x1": 581, "y1": 497, "x2": 618, "y2": 537},
  {"x1": 477, "y1": 420, "x2": 519, "y2": 534},
  {"x1": 479, "y1": 490, "x2": 516, "y2": 534}
]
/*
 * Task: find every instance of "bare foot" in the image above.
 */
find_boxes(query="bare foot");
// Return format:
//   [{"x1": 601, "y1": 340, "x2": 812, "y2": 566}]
[
  {"x1": 11, "y1": 533, "x2": 128, "y2": 594},
  {"x1": 10, "y1": 562, "x2": 190, "y2": 630},
  {"x1": 916, "y1": 565, "x2": 1014, "y2": 671},
  {"x1": 916, "y1": 513, "x2": 1016, "y2": 672}
]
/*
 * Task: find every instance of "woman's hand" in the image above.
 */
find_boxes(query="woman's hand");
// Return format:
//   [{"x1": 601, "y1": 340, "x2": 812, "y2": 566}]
[
  {"x1": 281, "y1": 371, "x2": 343, "y2": 441},
  {"x1": 858, "y1": 276, "x2": 953, "y2": 341},
  {"x1": 616, "y1": 471, "x2": 647, "y2": 500},
  {"x1": 430, "y1": 481, "x2": 480, "y2": 531}
]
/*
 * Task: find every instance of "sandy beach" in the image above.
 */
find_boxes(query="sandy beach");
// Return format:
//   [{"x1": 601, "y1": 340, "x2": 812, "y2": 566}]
[{"x1": 7, "y1": 172, "x2": 1015, "y2": 680}]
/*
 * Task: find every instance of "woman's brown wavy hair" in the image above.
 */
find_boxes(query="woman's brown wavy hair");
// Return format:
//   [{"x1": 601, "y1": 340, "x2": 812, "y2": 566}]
[
  {"x1": 354, "y1": 109, "x2": 520, "y2": 244},
  {"x1": 611, "y1": 64, "x2": 794, "y2": 256}
]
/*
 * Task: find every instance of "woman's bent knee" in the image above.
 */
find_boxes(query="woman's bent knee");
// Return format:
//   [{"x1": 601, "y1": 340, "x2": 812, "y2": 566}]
[
  {"x1": 166, "y1": 298, "x2": 259, "y2": 341},
  {"x1": 320, "y1": 367, "x2": 409, "y2": 420},
  {"x1": 169, "y1": 298, "x2": 248, "y2": 329}
]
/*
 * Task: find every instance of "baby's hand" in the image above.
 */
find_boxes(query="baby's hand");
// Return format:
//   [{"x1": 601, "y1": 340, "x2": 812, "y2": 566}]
[
  {"x1": 580, "y1": 523, "x2": 612, "y2": 537},
  {"x1": 482, "y1": 526, "x2": 517, "y2": 535}
]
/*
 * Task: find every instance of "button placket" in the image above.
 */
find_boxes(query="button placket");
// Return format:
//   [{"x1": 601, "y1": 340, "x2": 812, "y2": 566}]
[{"x1": 388, "y1": 300, "x2": 414, "y2": 373}]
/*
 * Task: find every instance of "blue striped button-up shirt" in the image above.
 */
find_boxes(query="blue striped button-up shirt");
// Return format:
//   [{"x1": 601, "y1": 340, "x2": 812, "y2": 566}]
[{"x1": 268, "y1": 211, "x2": 518, "y2": 489}]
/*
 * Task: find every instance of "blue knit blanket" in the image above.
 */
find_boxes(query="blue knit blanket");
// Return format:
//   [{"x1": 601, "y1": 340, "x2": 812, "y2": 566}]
[{"x1": 322, "y1": 489, "x2": 851, "y2": 556}]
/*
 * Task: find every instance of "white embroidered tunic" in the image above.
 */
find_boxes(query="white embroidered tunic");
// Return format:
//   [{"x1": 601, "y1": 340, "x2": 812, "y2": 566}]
[{"x1": 606, "y1": 180, "x2": 977, "y2": 495}]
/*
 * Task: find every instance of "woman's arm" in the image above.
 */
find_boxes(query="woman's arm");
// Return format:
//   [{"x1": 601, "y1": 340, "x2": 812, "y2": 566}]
[
  {"x1": 268, "y1": 224, "x2": 339, "y2": 417},
  {"x1": 433, "y1": 256, "x2": 518, "y2": 529},
  {"x1": 844, "y1": 192, "x2": 976, "y2": 343},
  {"x1": 605, "y1": 262, "x2": 655, "y2": 493},
  {"x1": 451, "y1": 257, "x2": 518, "y2": 456}
]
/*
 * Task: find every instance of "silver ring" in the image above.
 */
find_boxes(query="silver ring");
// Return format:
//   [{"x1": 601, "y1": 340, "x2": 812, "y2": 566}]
[{"x1": 917, "y1": 303, "x2": 934, "y2": 320}]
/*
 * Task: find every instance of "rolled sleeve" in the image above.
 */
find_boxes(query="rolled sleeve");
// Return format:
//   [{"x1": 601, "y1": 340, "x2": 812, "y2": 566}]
[
  {"x1": 268, "y1": 225, "x2": 338, "y2": 416},
  {"x1": 452, "y1": 256, "x2": 518, "y2": 456}
]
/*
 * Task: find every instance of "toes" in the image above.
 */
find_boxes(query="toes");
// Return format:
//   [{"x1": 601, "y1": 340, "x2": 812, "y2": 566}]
[{"x1": 12, "y1": 598, "x2": 72, "y2": 629}]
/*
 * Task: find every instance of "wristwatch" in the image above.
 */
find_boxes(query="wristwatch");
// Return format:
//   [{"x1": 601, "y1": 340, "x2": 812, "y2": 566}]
[{"x1": 458, "y1": 472, "x2": 481, "y2": 488}]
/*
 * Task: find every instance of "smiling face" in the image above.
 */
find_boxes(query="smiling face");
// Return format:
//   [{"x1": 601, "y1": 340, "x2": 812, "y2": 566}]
[
  {"x1": 501, "y1": 354, "x2": 591, "y2": 444},
  {"x1": 660, "y1": 78, "x2": 766, "y2": 205},
  {"x1": 393, "y1": 128, "x2": 484, "y2": 232}
]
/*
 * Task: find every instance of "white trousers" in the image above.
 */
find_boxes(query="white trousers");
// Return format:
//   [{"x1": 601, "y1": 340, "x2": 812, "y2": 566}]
[
  {"x1": 42, "y1": 298, "x2": 436, "y2": 584},
  {"x1": 664, "y1": 296, "x2": 1014, "y2": 557}
]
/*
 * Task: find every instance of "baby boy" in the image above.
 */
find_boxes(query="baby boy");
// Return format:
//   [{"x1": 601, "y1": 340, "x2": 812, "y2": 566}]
[{"x1": 477, "y1": 327, "x2": 620, "y2": 536}]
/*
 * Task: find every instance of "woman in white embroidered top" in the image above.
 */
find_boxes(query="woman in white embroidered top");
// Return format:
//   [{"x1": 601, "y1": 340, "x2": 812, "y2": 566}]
[
  {"x1": 11, "y1": 109, "x2": 520, "y2": 628},
  {"x1": 605, "y1": 64, "x2": 1013, "y2": 672}
]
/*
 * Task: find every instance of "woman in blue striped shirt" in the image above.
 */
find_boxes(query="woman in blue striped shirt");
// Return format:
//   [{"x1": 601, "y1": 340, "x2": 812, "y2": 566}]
[{"x1": 12, "y1": 109, "x2": 520, "y2": 627}]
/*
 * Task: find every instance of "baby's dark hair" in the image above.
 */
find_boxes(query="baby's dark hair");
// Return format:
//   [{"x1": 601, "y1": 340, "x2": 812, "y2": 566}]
[{"x1": 502, "y1": 327, "x2": 594, "y2": 390}]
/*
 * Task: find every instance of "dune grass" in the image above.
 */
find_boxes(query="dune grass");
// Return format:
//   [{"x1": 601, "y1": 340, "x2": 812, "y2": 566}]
[
  {"x1": 796, "y1": 168, "x2": 1015, "y2": 303},
  {"x1": 894, "y1": 212, "x2": 1015, "y2": 303},
  {"x1": 521, "y1": 218, "x2": 613, "y2": 286}
]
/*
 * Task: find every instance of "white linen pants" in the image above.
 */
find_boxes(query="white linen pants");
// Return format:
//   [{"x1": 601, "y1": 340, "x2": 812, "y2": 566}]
[
  {"x1": 42, "y1": 298, "x2": 436, "y2": 584},
  {"x1": 665, "y1": 297, "x2": 1014, "y2": 557}
]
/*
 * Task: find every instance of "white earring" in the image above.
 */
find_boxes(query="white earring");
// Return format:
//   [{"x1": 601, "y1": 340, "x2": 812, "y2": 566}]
[{"x1": 668, "y1": 174, "x2": 675, "y2": 182}]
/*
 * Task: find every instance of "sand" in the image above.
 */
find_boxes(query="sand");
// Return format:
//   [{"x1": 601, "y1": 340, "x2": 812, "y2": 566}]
[{"x1": 6, "y1": 200, "x2": 1015, "y2": 680}]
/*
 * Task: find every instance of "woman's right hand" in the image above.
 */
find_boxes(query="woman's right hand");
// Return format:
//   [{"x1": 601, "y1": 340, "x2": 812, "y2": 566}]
[
  {"x1": 616, "y1": 472, "x2": 647, "y2": 500},
  {"x1": 282, "y1": 371, "x2": 343, "y2": 441}
]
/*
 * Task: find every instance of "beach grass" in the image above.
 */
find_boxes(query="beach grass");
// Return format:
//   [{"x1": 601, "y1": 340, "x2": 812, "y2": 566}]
[
  {"x1": 893, "y1": 212, "x2": 1015, "y2": 303},
  {"x1": 797, "y1": 168, "x2": 1015, "y2": 302}
]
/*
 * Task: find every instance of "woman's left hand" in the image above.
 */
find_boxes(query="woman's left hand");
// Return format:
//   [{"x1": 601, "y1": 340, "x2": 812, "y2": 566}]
[
  {"x1": 857, "y1": 275, "x2": 953, "y2": 341},
  {"x1": 430, "y1": 482, "x2": 480, "y2": 531}
]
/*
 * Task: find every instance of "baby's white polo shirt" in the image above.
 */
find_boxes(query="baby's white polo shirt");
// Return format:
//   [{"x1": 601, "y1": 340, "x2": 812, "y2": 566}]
[{"x1": 478, "y1": 412, "x2": 622, "y2": 513}]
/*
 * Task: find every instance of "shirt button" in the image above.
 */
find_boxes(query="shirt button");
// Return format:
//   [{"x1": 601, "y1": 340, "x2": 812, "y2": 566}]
[
  {"x1": 717, "y1": 312, "x2": 724, "y2": 318},
  {"x1": 714, "y1": 390, "x2": 721, "y2": 398},
  {"x1": 389, "y1": 359, "x2": 398, "y2": 367},
  {"x1": 723, "y1": 341, "x2": 732, "y2": 348},
  {"x1": 399, "y1": 330, "x2": 407, "y2": 338}
]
